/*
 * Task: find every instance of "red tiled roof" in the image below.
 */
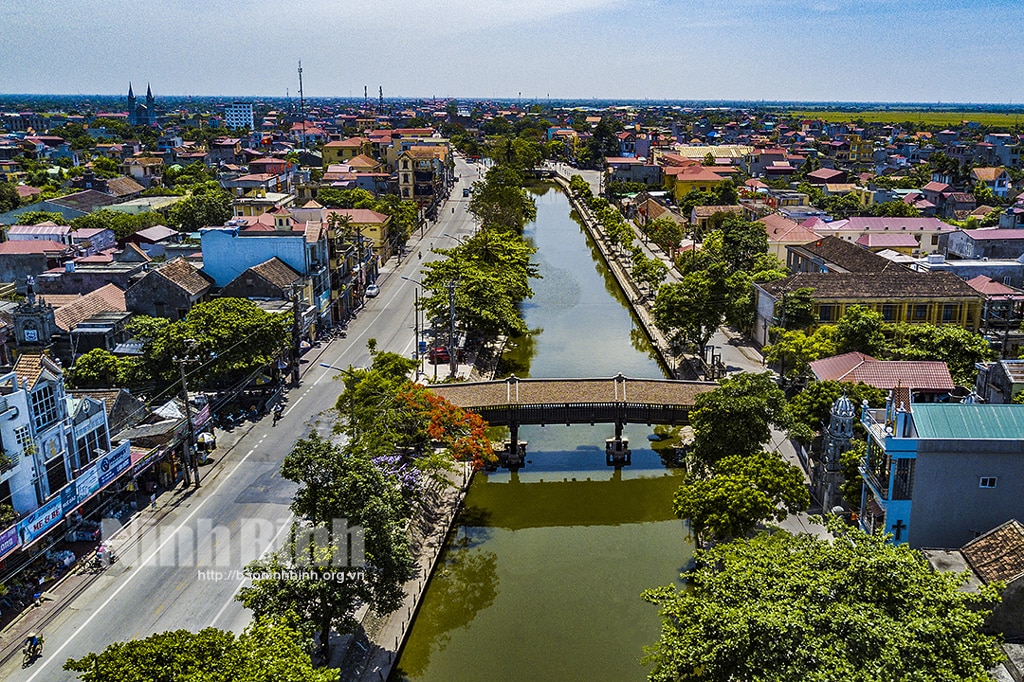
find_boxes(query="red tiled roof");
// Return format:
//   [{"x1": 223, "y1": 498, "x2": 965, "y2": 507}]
[
  {"x1": 960, "y1": 519, "x2": 1024, "y2": 584},
  {"x1": 0, "y1": 239, "x2": 69, "y2": 254},
  {"x1": 966, "y1": 275, "x2": 1024, "y2": 300},
  {"x1": 855, "y1": 233, "x2": 919, "y2": 248},
  {"x1": 54, "y1": 283, "x2": 127, "y2": 332},
  {"x1": 809, "y1": 351, "x2": 954, "y2": 392}
]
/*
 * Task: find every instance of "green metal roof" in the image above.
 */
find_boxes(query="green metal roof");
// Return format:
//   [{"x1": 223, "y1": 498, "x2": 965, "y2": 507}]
[{"x1": 911, "y1": 404, "x2": 1024, "y2": 440}]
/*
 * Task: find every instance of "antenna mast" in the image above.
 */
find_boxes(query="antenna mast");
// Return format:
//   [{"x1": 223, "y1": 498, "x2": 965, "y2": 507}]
[
  {"x1": 364, "y1": 85, "x2": 368, "y2": 111},
  {"x1": 298, "y1": 60, "x2": 306, "y2": 153},
  {"x1": 379, "y1": 86, "x2": 383, "y2": 116}
]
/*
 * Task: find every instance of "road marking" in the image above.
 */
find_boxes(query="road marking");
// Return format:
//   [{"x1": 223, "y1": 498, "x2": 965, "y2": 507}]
[
  {"x1": 286, "y1": 395, "x2": 304, "y2": 413},
  {"x1": 209, "y1": 514, "x2": 294, "y2": 629},
  {"x1": 25, "y1": 442, "x2": 265, "y2": 682}
]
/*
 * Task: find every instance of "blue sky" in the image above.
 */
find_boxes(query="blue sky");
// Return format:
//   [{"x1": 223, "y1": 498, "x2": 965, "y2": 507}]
[{"x1": 2, "y1": 0, "x2": 1021, "y2": 103}]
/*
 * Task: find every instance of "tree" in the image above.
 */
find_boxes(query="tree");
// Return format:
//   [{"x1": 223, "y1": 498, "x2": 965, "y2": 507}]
[
  {"x1": 834, "y1": 305, "x2": 886, "y2": 356},
  {"x1": 169, "y1": 188, "x2": 232, "y2": 231},
  {"x1": 0, "y1": 181, "x2": 20, "y2": 213},
  {"x1": 12, "y1": 210, "x2": 68, "y2": 225},
  {"x1": 70, "y1": 209, "x2": 164, "y2": 241},
  {"x1": 653, "y1": 266, "x2": 731, "y2": 353},
  {"x1": 839, "y1": 439, "x2": 868, "y2": 510},
  {"x1": 674, "y1": 450, "x2": 809, "y2": 546},
  {"x1": 140, "y1": 298, "x2": 289, "y2": 388},
  {"x1": 645, "y1": 215, "x2": 685, "y2": 254},
  {"x1": 245, "y1": 430, "x2": 417, "y2": 655},
  {"x1": 884, "y1": 323, "x2": 994, "y2": 386},
  {"x1": 632, "y1": 253, "x2": 668, "y2": 297},
  {"x1": 65, "y1": 348, "x2": 123, "y2": 388},
  {"x1": 688, "y1": 372, "x2": 789, "y2": 473},
  {"x1": 642, "y1": 521, "x2": 1004, "y2": 682},
  {"x1": 468, "y1": 164, "x2": 537, "y2": 233},
  {"x1": 316, "y1": 187, "x2": 375, "y2": 208},
  {"x1": 786, "y1": 380, "x2": 887, "y2": 442},
  {"x1": 871, "y1": 200, "x2": 920, "y2": 217},
  {"x1": 779, "y1": 287, "x2": 817, "y2": 330},
  {"x1": 763, "y1": 325, "x2": 838, "y2": 379},
  {"x1": 63, "y1": 617, "x2": 334, "y2": 682}
]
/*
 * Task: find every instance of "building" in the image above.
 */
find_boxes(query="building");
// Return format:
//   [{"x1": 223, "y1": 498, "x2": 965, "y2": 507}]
[
  {"x1": 324, "y1": 208, "x2": 394, "y2": 261},
  {"x1": 126, "y1": 83, "x2": 158, "y2": 126},
  {"x1": 786, "y1": 236, "x2": 901, "y2": 275},
  {"x1": 942, "y1": 228, "x2": 1024, "y2": 261},
  {"x1": 224, "y1": 102, "x2": 254, "y2": 130},
  {"x1": 322, "y1": 137, "x2": 371, "y2": 167},
  {"x1": 761, "y1": 213, "x2": 821, "y2": 261},
  {"x1": 859, "y1": 401, "x2": 1024, "y2": 548},
  {"x1": 661, "y1": 165, "x2": 727, "y2": 203},
  {"x1": 809, "y1": 352, "x2": 955, "y2": 400},
  {"x1": 220, "y1": 257, "x2": 303, "y2": 300},
  {"x1": 975, "y1": 360, "x2": 1024, "y2": 404},
  {"x1": 125, "y1": 258, "x2": 213, "y2": 321},
  {"x1": 970, "y1": 167, "x2": 1012, "y2": 198},
  {"x1": 804, "y1": 216, "x2": 956, "y2": 256},
  {"x1": 752, "y1": 271, "x2": 985, "y2": 346}
]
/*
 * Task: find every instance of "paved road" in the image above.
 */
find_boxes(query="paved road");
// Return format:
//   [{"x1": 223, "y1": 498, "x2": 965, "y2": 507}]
[{"x1": 2, "y1": 157, "x2": 481, "y2": 681}]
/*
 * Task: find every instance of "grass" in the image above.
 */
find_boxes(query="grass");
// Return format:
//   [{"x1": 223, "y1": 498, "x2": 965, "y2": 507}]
[{"x1": 787, "y1": 109, "x2": 1023, "y2": 128}]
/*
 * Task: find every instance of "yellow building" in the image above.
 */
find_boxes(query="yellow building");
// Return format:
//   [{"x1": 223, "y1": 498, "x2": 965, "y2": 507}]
[
  {"x1": 662, "y1": 165, "x2": 728, "y2": 203},
  {"x1": 324, "y1": 207, "x2": 393, "y2": 260},
  {"x1": 322, "y1": 137, "x2": 371, "y2": 167}
]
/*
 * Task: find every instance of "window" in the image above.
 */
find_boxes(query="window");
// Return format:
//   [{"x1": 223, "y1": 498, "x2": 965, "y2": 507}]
[
  {"x1": 914, "y1": 304, "x2": 927, "y2": 320},
  {"x1": 818, "y1": 304, "x2": 835, "y2": 322},
  {"x1": 980, "y1": 477, "x2": 997, "y2": 489},
  {"x1": 882, "y1": 304, "x2": 895, "y2": 321},
  {"x1": 31, "y1": 383, "x2": 60, "y2": 431},
  {"x1": 15, "y1": 426, "x2": 31, "y2": 453},
  {"x1": 942, "y1": 304, "x2": 956, "y2": 322},
  {"x1": 931, "y1": 235, "x2": 939, "y2": 245}
]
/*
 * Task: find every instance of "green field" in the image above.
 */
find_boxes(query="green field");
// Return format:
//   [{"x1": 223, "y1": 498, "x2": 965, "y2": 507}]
[{"x1": 788, "y1": 109, "x2": 1023, "y2": 127}]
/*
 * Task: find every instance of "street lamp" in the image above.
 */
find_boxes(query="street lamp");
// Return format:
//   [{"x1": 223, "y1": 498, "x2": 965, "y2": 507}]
[{"x1": 401, "y1": 275, "x2": 424, "y2": 376}]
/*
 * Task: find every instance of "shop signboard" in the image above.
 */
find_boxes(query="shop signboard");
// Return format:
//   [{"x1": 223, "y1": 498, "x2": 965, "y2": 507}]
[
  {"x1": 193, "y1": 404, "x2": 211, "y2": 430},
  {"x1": 0, "y1": 525, "x2": 19, "y2": 559},
  {"x1": 131, "y1": 446, "x2": 163, "y2": 476},
  {"x1": 18, "y1": 495, "x2": 64, "y2": 546},
  {"x1": 97, "y1": 441, "x2": 131, "y2": 487},
  {"x1": 73, "y1": 464, "x2": 100, "y2": 509}
]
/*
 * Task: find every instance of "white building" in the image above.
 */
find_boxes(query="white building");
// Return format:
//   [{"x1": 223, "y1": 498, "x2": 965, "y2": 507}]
[{"x1": 224, "y1": 101, "x2": 254, "y2": 130}]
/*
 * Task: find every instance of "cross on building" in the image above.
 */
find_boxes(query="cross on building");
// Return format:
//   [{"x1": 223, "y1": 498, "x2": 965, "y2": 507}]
[{"x1": 891, "y1": 519, "x2": 907, "y2": 542}]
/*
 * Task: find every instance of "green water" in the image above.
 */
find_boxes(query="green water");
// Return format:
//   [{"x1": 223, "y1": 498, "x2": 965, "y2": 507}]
[{"x1": 394, "y1": 186, "x2": 691, "y2": 681}]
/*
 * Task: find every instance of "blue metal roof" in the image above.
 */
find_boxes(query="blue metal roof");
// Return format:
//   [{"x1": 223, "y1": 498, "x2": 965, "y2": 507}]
[{"x1": 911, "y1": 404, "x2": 1024, "y2": 440}]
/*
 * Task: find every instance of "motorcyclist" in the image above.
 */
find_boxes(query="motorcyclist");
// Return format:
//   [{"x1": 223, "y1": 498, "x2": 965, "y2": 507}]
[
  {"x1": 272, "y1": 403, "x2": 283, "y2": 424},
  {"x1": 23, "y1": 632, "x2": 42, "y2": 657}
]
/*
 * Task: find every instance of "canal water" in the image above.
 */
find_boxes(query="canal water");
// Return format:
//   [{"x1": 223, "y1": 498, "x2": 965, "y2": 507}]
[{"x1": 394, "y1": 185, "x2": 692, "y2": 681}]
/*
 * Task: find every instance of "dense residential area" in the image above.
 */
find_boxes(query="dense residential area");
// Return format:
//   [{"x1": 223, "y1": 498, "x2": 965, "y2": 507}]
[{"x1": 1, "y1": 86, "x2": 1024, "y2": 681}]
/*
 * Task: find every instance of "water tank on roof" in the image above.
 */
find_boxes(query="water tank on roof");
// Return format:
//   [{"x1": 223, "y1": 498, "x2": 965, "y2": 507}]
[
  {"x1": 927, "y1": 253, "x2": 945, "y2": 264},
  {"x1": 65, "y1": 261, "x2": 75, "y2": 273}
]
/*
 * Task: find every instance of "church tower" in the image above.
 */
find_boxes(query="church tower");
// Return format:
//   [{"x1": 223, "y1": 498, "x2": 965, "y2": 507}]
[
  {"x1": 127, "y1": 82, "x2": 137, "y2": 126},
  {"x1": 819, "y1": 392, "x2": 855, "y2": 513},
  {"x1": 145, "y1": 83, "x2": 156, "y2": 126}
]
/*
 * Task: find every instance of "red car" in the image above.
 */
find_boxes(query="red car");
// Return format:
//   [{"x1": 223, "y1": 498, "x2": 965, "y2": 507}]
[{"x1": 427, "y1": 347, "x2": 450, "y2": 364}]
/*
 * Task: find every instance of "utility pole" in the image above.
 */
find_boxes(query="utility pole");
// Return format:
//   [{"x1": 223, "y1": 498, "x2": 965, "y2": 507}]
[
  {"x1": 177, "y1": 354, "x2": 200, "y2": 488},
  {"x1": 379, "y1": 86, "x2": 383, "y2": 115},
  {"x1": 414, "y1": 287, "x2": 421, "y2": 374},
  {"x1": 288, "y1": 283, "x2": 303, "y2": 384},
  {"x1": 298, "y1": 60, "x2": 306, "y2": 155},
  {"x1": 448, "y1": 279, "x2": 458, "y2": 378}
]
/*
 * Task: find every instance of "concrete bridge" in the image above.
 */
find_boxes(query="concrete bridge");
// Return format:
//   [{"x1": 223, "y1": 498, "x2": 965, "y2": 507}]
[{"x1": 431, "y1": 374, "x2": 716, "y2": 467}]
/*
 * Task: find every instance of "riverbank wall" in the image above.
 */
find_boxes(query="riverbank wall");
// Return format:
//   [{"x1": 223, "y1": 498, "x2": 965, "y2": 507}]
[
  {"x1": 354, "y1": 463, "x2": 474, "y2": 681},
  {"x1": 554, "y1": 176, "x2": 698, "y2": 380}
]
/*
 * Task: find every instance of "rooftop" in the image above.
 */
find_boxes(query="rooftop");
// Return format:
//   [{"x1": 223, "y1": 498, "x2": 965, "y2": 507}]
[
  {"x1": 960, "y1": 519, "x2": 1024, "y2": 584},
  {"x1": 911, "y1": 403, "x2": 1024, "y2": 440},
  {"x1": 759, "y1": 271, "x2": 982, "y2": 300}
]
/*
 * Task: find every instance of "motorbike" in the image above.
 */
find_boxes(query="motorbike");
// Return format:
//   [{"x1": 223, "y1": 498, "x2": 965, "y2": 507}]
[
  {"x1": 22, "y1": 635, "x2": 43, "y2": 666},
  {"x1": 272, "y1": 406, "x2": 283, "y2": 426}
]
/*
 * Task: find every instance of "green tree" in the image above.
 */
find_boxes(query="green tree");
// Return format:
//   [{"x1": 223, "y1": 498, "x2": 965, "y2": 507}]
[
  {"x1": 140, "y1": 298, "x2": 289, "y2": 388},
  {"x1": 674, "y1": 450, "x2": 809, "y2": 546},
  {"x1": 65, "y1": 348, "x2": 123, "y2": 388},
  {"x1": 642, "y1": 521, "x2": 1004, "y2": 682},
  {"x1": 70, "y1": 209, "x2": 165, "y2": 241},
  {"x1": 468, "y1": 164, "x2": 537, "y2": 233},
  {"x1": 763, "y1": 325, "x2": 838, "y2": 379},
  {"x1": 884, "y1": 323, "x2": 994, "y2": 385},
  {"x1": 645, "y1": 215, "x2": 685, "y2": 254},
  {"x1": 63, "y1": 618, "x2": 334, "y2": 682},
  {"x1": 0, "y1": 181, "x2": 20, "y2": 212},
  {"x1": 12, "y1": 210, "x2": 68, "y2": 225},
  {"x1": 779, "y1": 287, "x2": 817, "y2": 330},
  {"x1": 840, "y1": 439, "x2": 868, "y2": 510},
  {"x1": 871, "y1": 200, "x2": 920, "y2": 217},
  {"x1": 786, "y1": 380, "x2": 887, "y2": 442},
  {"x1": 632, "y1": 254, "x2": 668, "y2": 297},
  {"x1": 653, "y1": 265, "x2": 731, "y2": 353},
  {"x1": 688, "y1": 372, "x2": 789, "y2": 473},
  {"x1": 168, "y1": 189, "x2": 232, "y2": 231},
  {"x1": 316, "y1": 187, "x2": 375, "y2": 208},
  {"x1": 834, "y1": 305, "x2": 886, "y2": 356}
]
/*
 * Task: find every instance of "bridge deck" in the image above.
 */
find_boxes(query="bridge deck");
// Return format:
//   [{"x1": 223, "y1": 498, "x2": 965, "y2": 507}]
[{"x1": 431, "y1": 375, "x2": 716, "y2": 427}]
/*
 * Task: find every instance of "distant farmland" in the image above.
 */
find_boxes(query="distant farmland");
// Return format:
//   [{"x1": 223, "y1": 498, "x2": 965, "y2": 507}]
[{"x1": 788, "y1": 109, "x2": 1022, "y2": 127}]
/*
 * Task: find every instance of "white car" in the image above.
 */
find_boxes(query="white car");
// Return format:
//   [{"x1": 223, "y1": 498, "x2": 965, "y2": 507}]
[{"x1": 365, "y1": 284, "x2": 380, "y2": 298}]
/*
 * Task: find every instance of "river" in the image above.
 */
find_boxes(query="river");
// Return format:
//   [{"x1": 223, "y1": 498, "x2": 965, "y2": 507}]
[{"x1": 394, "y1": 184, "x2": 692, "y2": 681}]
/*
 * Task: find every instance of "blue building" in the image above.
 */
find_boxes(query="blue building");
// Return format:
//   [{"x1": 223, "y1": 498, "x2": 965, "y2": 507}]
[
  {"x1": 859, "y1": 396, "x2": 1024, "y2": 548},
  {"x1": 200, "y1": 221, "x2": 331, "y2": 327}
]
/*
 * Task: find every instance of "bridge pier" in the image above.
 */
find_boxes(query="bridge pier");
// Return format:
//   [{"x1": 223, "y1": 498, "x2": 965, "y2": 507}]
[{"x1": 606, "y1": 436, "x2": 631, "y2": 467}]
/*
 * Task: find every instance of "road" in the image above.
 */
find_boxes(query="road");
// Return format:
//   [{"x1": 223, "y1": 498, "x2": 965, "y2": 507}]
[{"x1": 2, "y1": 157, "x2": 482, "y2": 681}]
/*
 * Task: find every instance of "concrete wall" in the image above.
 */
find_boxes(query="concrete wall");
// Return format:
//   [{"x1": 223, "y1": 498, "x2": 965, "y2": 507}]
[{"x1": 911, "y1": 440, "x2": 1024, "y2": 548}]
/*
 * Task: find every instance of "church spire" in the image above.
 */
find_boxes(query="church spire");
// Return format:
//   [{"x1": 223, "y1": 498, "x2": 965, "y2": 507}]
[
  {"x1": 146, "y1": 83, "x2": 153, "y2": 100},
  {"x1": 128, "y1": 82, "x2": 135, "y2": 99}
]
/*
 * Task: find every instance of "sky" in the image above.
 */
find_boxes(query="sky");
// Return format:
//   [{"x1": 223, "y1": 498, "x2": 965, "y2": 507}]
[{"x1": 2, "y1": 0, "x2": 1022, "y2": 103}]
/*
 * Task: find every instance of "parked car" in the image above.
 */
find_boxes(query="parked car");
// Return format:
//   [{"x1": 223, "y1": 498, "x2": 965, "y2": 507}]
[
  {"x1": 428, "y1": 347, "x2": 450, "y2": 364},
  {"x1": 463, "y1": 187, "x2": 471, "y2": 197},
  {"x1": 365, "y1": 283, "x2": 380, "y2": 298}
]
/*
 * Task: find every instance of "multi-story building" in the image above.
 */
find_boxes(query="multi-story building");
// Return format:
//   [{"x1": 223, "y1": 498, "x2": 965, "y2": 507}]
[
  {"x1": 858, "y1": 400, "x2": 1024, "y2": 548},
  {"x1": 224, "y1": 102, "x2": 254, "y2": 130}
]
